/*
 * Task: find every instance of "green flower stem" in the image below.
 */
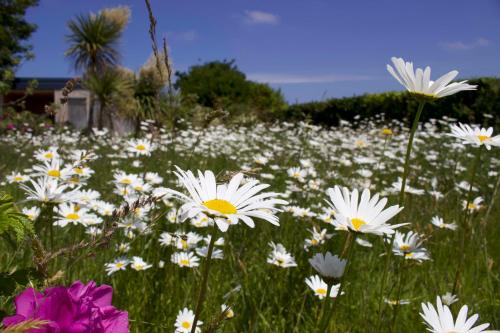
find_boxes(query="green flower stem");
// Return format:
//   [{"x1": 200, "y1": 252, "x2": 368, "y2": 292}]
[
  {"x1": 452, "y1": 146, "x2": 483, "y2": 295},
  {"x1": 376, "y1": 100, "x2": 425, "y2": 331},
  {"x1": 318, "y1": 232, "x2": 357, "y2": 332},
  {"x1": 190, "y1": 222, "x2": 218, "y2": 333},
  {"x1": 390, "y1": 259, "x2": 408, "y2": 332}
]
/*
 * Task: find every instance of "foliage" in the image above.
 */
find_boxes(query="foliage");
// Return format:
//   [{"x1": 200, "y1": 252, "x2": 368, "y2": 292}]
[
  {"x1": 0, "y1": 106, "x2": 52, "y2": 135},
  {"x1": 175, "y1": 60, "x2": 287, "y2": 118},
  {"x1": 64, "y1": 12, "x2": 125, "y2": 73},
  {"x1": 284, "y1": 77, "x2": 500, "y2": 128},
  {"x1": 84, "y1": 67, "x2": 134, "y2": 130},
  {"x1": 0, "y1": 0, "x2": 39, "y2": 94},
  {"x1": 0, "y1": 193, "x2": 32, "y2": 242}
]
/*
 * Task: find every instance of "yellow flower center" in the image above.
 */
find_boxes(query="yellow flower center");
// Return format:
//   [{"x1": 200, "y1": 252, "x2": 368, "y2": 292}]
[
  {"x1": 477, "y1": 135, "x2": 490, "y2": 142},
  {"x1": 47, "y1": 169, "x2": 61, "y2": 178},
  {"x1": 116, "y1": 262, "x2": 124, "y2": 268},
  {"x1": 44, "y1": 152, "x2": 53, "y2": 159},
  {"x1": 405, "y1": 253, "x2": 414, "y2": 258},
  {"x1": 134, "y1": 264, "x2": 144, "y2": 270},
  {"x1": 14, "y1": 176, "x2": 24, "y2": 182},
  {"x1": 181, "y1": 239, "x2": 188, "y2": 249},
  {"x1": 203, "y1": 199, "x2": 237, "y2": 215},
  {"x1": 121, "y1": 178, "x2": 132, "y2": 184},
  {"x1": 351, "y1": 218, "x2": 367, "y2": 231},
  {"x1": 73, "y1": 167, "x2": 83, "y2": 174},
  {"x1": 311, "y1": 239, "x2": 319, "y2": 246},
  {"x1": 399, "y1": 245, "x2": 411, "y2": 251},
  {"x1": 468, "y1": 203, "x2": 477, "y2": 210},
  {"x1": 180, "y1": 259, "x2": 190, "y2": 266},
  {"x1": 182, "y1": 321, "x2": 191, "y2": 329},
  {"x1": 136, "y1": 144, "x2": 146, "y2": 151},
  {"x1": 382, "y1": 128, "x2": 393, "y2": 135},
  {"x1": 316, "y1": 288, "x2": 327, "y2": 296},
  {"x1": 66, "y1": 213, "x2": 80, "y2": 220}
]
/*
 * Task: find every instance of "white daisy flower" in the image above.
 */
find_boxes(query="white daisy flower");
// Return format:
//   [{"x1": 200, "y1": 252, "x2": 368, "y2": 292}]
[
  {"x1": 175, "y1": 308, "x2": 202, "y2": 333},
  {"x1": 305, "y1": 275, "x2": 342, "y2": 300},
  {"x1": 127, "y1": 138, "x2": 155, "y2": 156},
  {"x1": 22, "y1": 206, "x2": 40, "y2": 221},
  {"x1": 6, "y1": 172, "x2": 30, "y2": 183},
  {"x1": 167, "y1": 167, "x2": 287, "y2": 232},
  {"x1": 267, "y1": 242, "x2": 297, "y2": 268},
  {"x1": 431, "y1": 216, "x2": 457, "y2": 230},
  {"x1": 104, "y1": 257, "x2": 129, "y2": 276},
  {"x1": 449, "y1": 123, "x2": 500, "y2": 150},
  {"x1": 326, "y1": 186, "x2": 405, "y2": 236},
  {"x1": 441, "y1": 292, "x2": 459, "y2": 306},
  {"x1": 130, "y1": 256, "x2": 152, "y2": 271},
  {"x1": 308, "y1": 252, "x2": 346, "y2": 279},
  {"x1": 420, "y1": 296, "x2": 499, "y2": 333},
  {"x1": 171, "y1": 251, "x2": 200, "y2": 268},
  {"x1": 387, "y1": 57, "x2": 476, "y2": 99},
  {"x1": 392, "y1": 231, "x2": 430, "y2": 262}
]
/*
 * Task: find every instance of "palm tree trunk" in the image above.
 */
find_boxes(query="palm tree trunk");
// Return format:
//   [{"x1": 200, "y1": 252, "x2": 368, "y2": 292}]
[
  {"x1": 98, "y1": 98, "x2": 104, "y2": 130},
  {"x1": 85, "y1": 93, "x2": 95, "y2": 135}
]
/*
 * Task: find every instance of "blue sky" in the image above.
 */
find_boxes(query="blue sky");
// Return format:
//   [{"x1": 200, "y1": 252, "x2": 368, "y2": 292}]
[{"x1": 17, "y1": 0, "x2": 500, "y2": 102}]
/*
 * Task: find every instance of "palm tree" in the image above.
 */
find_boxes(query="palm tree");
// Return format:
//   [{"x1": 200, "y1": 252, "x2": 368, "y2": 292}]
[
  {"x1": 84, "y1": 68, "x2": 133, "y2": 133},
  {"x1": 65, "y1": 10, "x2": 127, "y2": 133}
]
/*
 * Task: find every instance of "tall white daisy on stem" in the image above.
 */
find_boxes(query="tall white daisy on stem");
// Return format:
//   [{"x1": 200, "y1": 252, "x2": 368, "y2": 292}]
[
  {"x1": 166, "y1": 167, "x2": 287, "y2": 333},
  {"x1": 377, "y1": 57, "x2": 477, "y2": 331},
  {"x1": 318, "y1": 186, "x2": 404, "y2": 332},
  {"x1": 448, "y1": 124, "x2": 492, "y2": 295}
]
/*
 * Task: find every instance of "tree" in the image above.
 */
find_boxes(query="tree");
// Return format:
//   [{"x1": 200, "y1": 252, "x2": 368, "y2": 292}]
[
  {"x1": 65, "y1": 7, "x2": 129, "y2": 133},
  {"x1": 174, "y1": 60, "x2": 287, "y2": 119},
  {"x1": 84, "y1": 67, "x2": 134, "y2": 132},
  {"x1": 175, "y1": 60, "x2": 250, "y2": 108},
  {"x1": 0, "y1": 0, "x2": 39, "y2": 94}
]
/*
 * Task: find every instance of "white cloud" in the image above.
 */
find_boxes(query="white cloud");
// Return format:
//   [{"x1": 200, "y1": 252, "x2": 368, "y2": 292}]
[
  {"x1": 439, "y1": 37, "x2": 490, "y2": 50},
  {"x1": 247, "y1": 73, "x2": 373, "y2": 84},
  {"x1": 244, "y1": 10, "x2": 280, "y2": 25},
  {"x1": 167, "y1": 30, "x2": 197, "y2": 42}
]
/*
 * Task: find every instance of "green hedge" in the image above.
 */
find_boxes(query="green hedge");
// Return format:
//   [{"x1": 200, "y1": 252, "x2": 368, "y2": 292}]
[{"x1": 283, "y1": 77, "x2": 500, "y2": 127}]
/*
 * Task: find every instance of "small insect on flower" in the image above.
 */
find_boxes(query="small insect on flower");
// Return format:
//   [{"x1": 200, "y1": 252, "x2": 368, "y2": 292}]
[
  {"x1": 305, "y1": 275, "x2": 342, "y2": 300},
  {"x1": 326, "y1": 186, "x2": 405, "y2": 236},
  {"x1": 308, "y1": 252, "x2": 346, "y2": 280},
  {"x1": 431, "y1": 216, "x2": 457, "y2": 230},
  {"x1": 267, "y1": 242, "x2": 297, "y2": 268},
  {"x1": 387, "y1": 57, "x2": 477, "y2": 99},
  {"x1": 167, "y1": 167, "x2": 287, "y2": 232},
  {"x1": 175, "y1": 308, "x2": 202, "y2": 333},
  {"x1": 420, "y1": 296, "x2": 499, "y2": 333},
  {"x1": 448, "y1": 123, "x2": 500, "y2": 150}
]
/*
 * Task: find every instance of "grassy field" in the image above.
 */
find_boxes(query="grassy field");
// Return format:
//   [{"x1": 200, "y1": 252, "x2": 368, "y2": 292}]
[{"x1": 0, "y1": 118, "x2": 499, "y2": 332}]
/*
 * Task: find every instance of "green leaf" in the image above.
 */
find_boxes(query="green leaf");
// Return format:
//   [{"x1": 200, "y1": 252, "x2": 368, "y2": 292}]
[{"x1": 0, "y1": 192, "x2": 34, "y2": 242}]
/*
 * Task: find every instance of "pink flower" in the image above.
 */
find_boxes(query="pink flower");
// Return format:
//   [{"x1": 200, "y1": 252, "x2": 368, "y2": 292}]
[{"x1": 2, "y1": 280, "x2": 128, "y2": 333}]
